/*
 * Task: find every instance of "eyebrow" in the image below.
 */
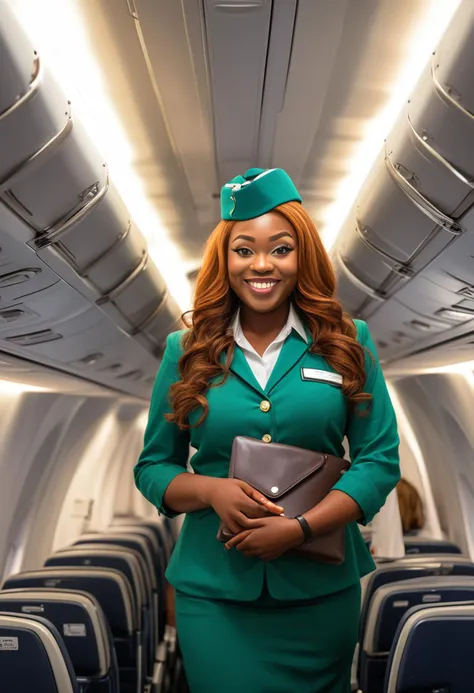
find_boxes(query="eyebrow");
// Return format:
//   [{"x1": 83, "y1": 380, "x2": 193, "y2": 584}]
[{"x1": 231, "y1": 231, "x2": 294, "y2": 243}]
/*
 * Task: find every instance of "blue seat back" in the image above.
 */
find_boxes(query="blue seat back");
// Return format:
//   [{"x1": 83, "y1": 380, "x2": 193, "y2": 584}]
[
  {"x1": 0, "y1": 611, "x2": 78, "y2": 693},
  {"x1": 385, "y1": 601, "x2": 474, "y2": 692},
  {"x1": 360, "y1": 556, "x2": 474, "y2": 641},
  {"x1": 404, "y1": 536, "x2": 462, "y2": 555},
  {"x1": 360, "y1": 576, "x2": 474, "y2": 693},
  {"x1": 2, "y1": 567, "x2": 135, "y2": 638}
]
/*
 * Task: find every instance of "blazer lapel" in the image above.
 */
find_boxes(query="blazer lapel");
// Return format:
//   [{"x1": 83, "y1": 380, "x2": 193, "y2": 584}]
[
  {"x1": 265, "y1": 328, "x2": 311, "y2": 395},
  {"x1": 227, "y1": 344, "x2": 266, "y2": 396}
]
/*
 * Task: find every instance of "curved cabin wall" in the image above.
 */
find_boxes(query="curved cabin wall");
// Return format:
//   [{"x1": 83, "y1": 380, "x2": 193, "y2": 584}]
[{"x1": 0, "y1": 385, "x2": 149, "y2": 581}]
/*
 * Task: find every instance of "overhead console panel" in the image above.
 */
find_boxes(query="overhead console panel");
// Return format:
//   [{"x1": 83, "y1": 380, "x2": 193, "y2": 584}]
[
  {"x1": 0, "y1": 3, "x2": 182, "y2": 398},
  {"x1": 332, "y1": 1, "x2": 474, "y2": 362}
]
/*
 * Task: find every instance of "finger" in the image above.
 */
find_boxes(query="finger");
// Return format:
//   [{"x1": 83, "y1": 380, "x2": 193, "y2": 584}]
[
  {"x1": 225, "y1": 530, "x2": 252, "y2": 549},
  {"x1": 239, "y1": 482, "x2": 284, "y2": 514},
  {"x1": 249, "y1": 488, "x2": 284, "y2": 514},
  {"x1": 242, "y1": 501, "x2": 270, "y2": 519},
  {"x1": 226, "y1": 517, "x2": 245, "y2": 535},
  {"x1": 234, "y1": 535, "x2": 255, "y2": 553},
  {"x1": 236, "y1": 513, "x2": 266, "y2": 529}
]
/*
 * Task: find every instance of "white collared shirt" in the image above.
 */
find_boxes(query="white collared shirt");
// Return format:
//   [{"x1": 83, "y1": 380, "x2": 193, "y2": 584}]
[{"x1": 230, "y1": 303, "x2": 308, "y2": 389}]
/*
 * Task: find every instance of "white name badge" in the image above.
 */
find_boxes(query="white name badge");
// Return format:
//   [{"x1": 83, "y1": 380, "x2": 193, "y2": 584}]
[{"x1": 300, "y1": 368, "x2": 343, "y2": 387}]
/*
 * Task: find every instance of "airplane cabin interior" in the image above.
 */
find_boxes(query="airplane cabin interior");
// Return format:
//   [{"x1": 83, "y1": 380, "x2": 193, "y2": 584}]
[{"x1": 1, "y1": 1, "x2": 474, "y2": 691}]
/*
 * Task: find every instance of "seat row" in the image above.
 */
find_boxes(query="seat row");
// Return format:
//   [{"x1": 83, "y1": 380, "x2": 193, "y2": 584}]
[
  {"x1": 0, "y1": 515, "x2": 177, "y2": 693},
  {"x1": 356, "y1": 537, "x2": 474, "y2": 692}
]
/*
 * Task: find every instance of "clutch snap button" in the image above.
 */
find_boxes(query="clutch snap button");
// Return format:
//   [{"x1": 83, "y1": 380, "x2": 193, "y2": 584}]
[{"x1": 271, "y1": 486, "x2": 279, "y2": 494}]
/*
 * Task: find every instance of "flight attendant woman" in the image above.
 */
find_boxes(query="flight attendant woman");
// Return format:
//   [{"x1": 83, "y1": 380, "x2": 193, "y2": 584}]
[{"x1": 134, "y1": 168, "x2": 400, "y2": 693}]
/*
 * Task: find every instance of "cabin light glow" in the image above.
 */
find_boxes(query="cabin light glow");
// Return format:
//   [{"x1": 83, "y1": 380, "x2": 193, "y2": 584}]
[
  {"x1": 11, "y1": 0, "x2": 193, "y2": 312},
  {"x1": 0, "y1": 379, "x2": 47, "y2": 394},
  {"x1": 135, "y1": 411, "x2": 149, "y2": 431},
  {"x1": 420, "y1": 360, "x2": 474, "y2": 376},
  {"x1": 321, "y1": 0, "x2": 462, "y2": 251}
]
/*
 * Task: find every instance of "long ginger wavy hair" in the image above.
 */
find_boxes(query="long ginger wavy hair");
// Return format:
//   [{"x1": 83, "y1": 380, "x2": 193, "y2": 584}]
[{"x1": 166, "y1": 201, "x2": 372, "y2": 430}]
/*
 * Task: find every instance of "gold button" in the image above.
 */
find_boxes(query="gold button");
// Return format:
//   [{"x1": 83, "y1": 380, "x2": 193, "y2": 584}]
[
  {"x1": 260, "y1": 400, "x2": 271, "y2": 412},
  {"x1": 262, "y1": 434, "x2": 272, "y2": 443}
]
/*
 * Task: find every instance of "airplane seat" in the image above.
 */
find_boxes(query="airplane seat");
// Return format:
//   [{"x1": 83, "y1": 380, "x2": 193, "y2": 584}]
[
  {"x1": 0, "y1": 610, "x2": 79, "y2": 693},
  {"x1": 0, "y1": 588, "x2": 119, "y2": 693},
  {"x1": 45, "y1": 546, "x2": 152, "y2": 684},
  {"x1": 384, "y1": 601, "x2": 474, "y2": 692},
  {"x1": 106, "y1": 523, "x2": 168, "y2": 642},
  {"x1": 357, "y1": 556, "x2": 474, "y2": 681},
  {"x1": 360, "y1": 554, "x2": 474, "y2": 637},
  {"x1": 111, "y1": 515, "x2": 174, "y2": 565},
  {"x1": 108, "y1": 517, "x2": 184, "y2": 683},
  {"x1": 72, "y1": 532, "x2": 165, "y2": 666},
  {"x1": 1, "y1": 567, "x2": 141, "y2": 693},
  {"x1": 360, "y1": 575, "x2": 474, "y2": 693},
  {"x1": 403, "y1": 535, "x2": 462, "y2": 555}
]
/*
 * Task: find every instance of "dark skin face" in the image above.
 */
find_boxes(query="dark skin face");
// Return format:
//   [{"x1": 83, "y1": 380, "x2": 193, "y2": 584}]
[{"x1": 227, "y1": 212, "x2": 298, "y2": 355}]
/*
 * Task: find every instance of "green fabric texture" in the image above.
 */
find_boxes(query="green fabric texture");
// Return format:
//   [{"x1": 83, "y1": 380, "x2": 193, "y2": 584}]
[
  {"x1": 134, "y1": 318, "x2": 401, "y2": 602},
  {"x1": 175, "y1": 581, "x2": 361, "y2": 693},
  {"x1": 220, "y1": 167, "x2": 302, "y2": 220}
]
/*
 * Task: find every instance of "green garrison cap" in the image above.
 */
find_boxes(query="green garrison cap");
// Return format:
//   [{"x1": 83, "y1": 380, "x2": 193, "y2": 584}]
[{"x1": 220, "y1": 167, "x2": 302, "y2": 221}]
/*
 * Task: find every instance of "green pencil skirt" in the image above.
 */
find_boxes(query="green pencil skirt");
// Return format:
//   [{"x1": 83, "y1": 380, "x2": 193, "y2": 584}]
[{"x1": 175, "y1": 580, "x2": 361, "y2": 693}]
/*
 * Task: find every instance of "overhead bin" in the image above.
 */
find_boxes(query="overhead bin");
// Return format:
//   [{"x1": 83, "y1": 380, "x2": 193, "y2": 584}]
[
  {"x1": 34, "y1": 182, "x2": 147, "y2": 296},
  {"x1": 0, "y1": 2, "x2": 182, "y2": 393},
  {"x1": 97, "y1": 252, "x2": 170, "y2": 333},
  {"x1": 332, "y1": 247, "x2": 386, "y2": 317},
  {"x1": 408, "y1": 5, "x2": 474, "y2": 199},
  {"x1": 0, "y1": 3, "x2": 39, "y2": 118},
  {"x1": 133, "y1": 291, "x2": 182, "y2": 355},
  {"x1": 355, "y1": 148, "x2": 460, "y2": 278},
  {"x1": 330, "y1": 2, "x2": 474, "y2": 359},
  {"x1": 1, "y1": 115, "x2": 107, "y2": 233},
  {"x1": 0, "y1": 66, "x2": 69, "y2": 189}
]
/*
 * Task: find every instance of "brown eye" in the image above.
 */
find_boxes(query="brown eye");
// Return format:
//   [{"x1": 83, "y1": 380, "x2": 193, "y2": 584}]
[
  {"x1": 272, "y1": 245, "x2": 293, "y2": 256},
  {"x1": 232, "y1": 248, "x2": 253, "y2": 257}
]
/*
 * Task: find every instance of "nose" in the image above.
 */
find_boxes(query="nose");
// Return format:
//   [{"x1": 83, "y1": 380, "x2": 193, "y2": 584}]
[{"x1": 250, "y1": 252, "x2": 274, "y2": 274}]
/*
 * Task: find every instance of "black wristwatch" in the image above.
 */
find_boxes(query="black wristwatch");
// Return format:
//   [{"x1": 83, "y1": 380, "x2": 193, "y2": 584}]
[{"x1": 294, "y1": 515, "x2": 313, "y2": 544}]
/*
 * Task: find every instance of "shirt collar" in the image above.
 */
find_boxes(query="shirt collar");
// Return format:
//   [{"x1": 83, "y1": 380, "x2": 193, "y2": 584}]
[{"x1": 230, "y1": 303, "x2": 308, "y2": 352}]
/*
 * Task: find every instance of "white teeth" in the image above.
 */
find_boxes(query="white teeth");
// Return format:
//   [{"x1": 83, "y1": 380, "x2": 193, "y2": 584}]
[{"x1": 248, "y1": 281, "x2": 277, "y2": 290}]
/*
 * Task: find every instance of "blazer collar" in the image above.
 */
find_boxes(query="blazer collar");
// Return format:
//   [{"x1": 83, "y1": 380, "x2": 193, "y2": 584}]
[{"x1": 226, "y1": 319, "x2": 313, "y2": 396}]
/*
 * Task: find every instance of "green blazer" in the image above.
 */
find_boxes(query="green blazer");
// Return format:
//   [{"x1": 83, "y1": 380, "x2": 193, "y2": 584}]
[{"x1": 134, "y1": 319, "x2": 400, "y2": 601}]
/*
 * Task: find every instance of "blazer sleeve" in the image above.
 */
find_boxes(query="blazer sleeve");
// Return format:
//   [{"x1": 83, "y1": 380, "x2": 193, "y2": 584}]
[
  {"x1": 133, "y1": 331, "x2": 190, "y2": 518},
  {"x1": 332, "y1": 320, "x2": 401, "y2": 524}
]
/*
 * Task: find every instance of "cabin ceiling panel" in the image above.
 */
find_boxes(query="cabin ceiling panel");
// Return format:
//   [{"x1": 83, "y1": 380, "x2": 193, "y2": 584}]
[{"x1": 134, "y1": 0, "x2": 220, "y2": 234}]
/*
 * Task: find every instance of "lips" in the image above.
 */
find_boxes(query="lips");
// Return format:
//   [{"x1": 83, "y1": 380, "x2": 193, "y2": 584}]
[{"x1": 244, "y1": 279, "x2": 281, "y2": 295}]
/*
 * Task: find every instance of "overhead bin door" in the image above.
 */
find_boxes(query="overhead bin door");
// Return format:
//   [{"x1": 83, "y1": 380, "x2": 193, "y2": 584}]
[
  {"x1": 408, "y1": 4, "x2": 474, "y2": 205},
  {"x1": 1, "y1": 116, "x2": 108, "y2": 233},
  {"x1": 0, "y1": 3, "x2": 38, "y2": 117}
]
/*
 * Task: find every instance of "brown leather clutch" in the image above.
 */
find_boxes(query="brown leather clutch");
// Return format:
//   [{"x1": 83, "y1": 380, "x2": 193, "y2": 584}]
[{"x1": 216, "y1": 436, "x2": 351, "y2": 564}]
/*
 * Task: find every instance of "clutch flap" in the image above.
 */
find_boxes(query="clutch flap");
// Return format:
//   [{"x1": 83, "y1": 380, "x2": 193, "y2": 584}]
[{"x1": 229, "y1": 436, "x2": 326, "y2": 499}]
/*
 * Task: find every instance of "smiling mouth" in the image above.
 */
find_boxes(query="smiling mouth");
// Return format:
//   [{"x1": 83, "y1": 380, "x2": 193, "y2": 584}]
[{"x1": 244, "y1": 279, "x2": 281, "y2": 294}]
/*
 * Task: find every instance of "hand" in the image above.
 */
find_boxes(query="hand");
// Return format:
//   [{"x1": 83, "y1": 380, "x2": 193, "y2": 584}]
[
  {"x1": 225, "y1": 515, "x2": 304, "y2": 561},
  {"x1": 205, "y1": 478, "x2": 284, "y2": 534}
]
